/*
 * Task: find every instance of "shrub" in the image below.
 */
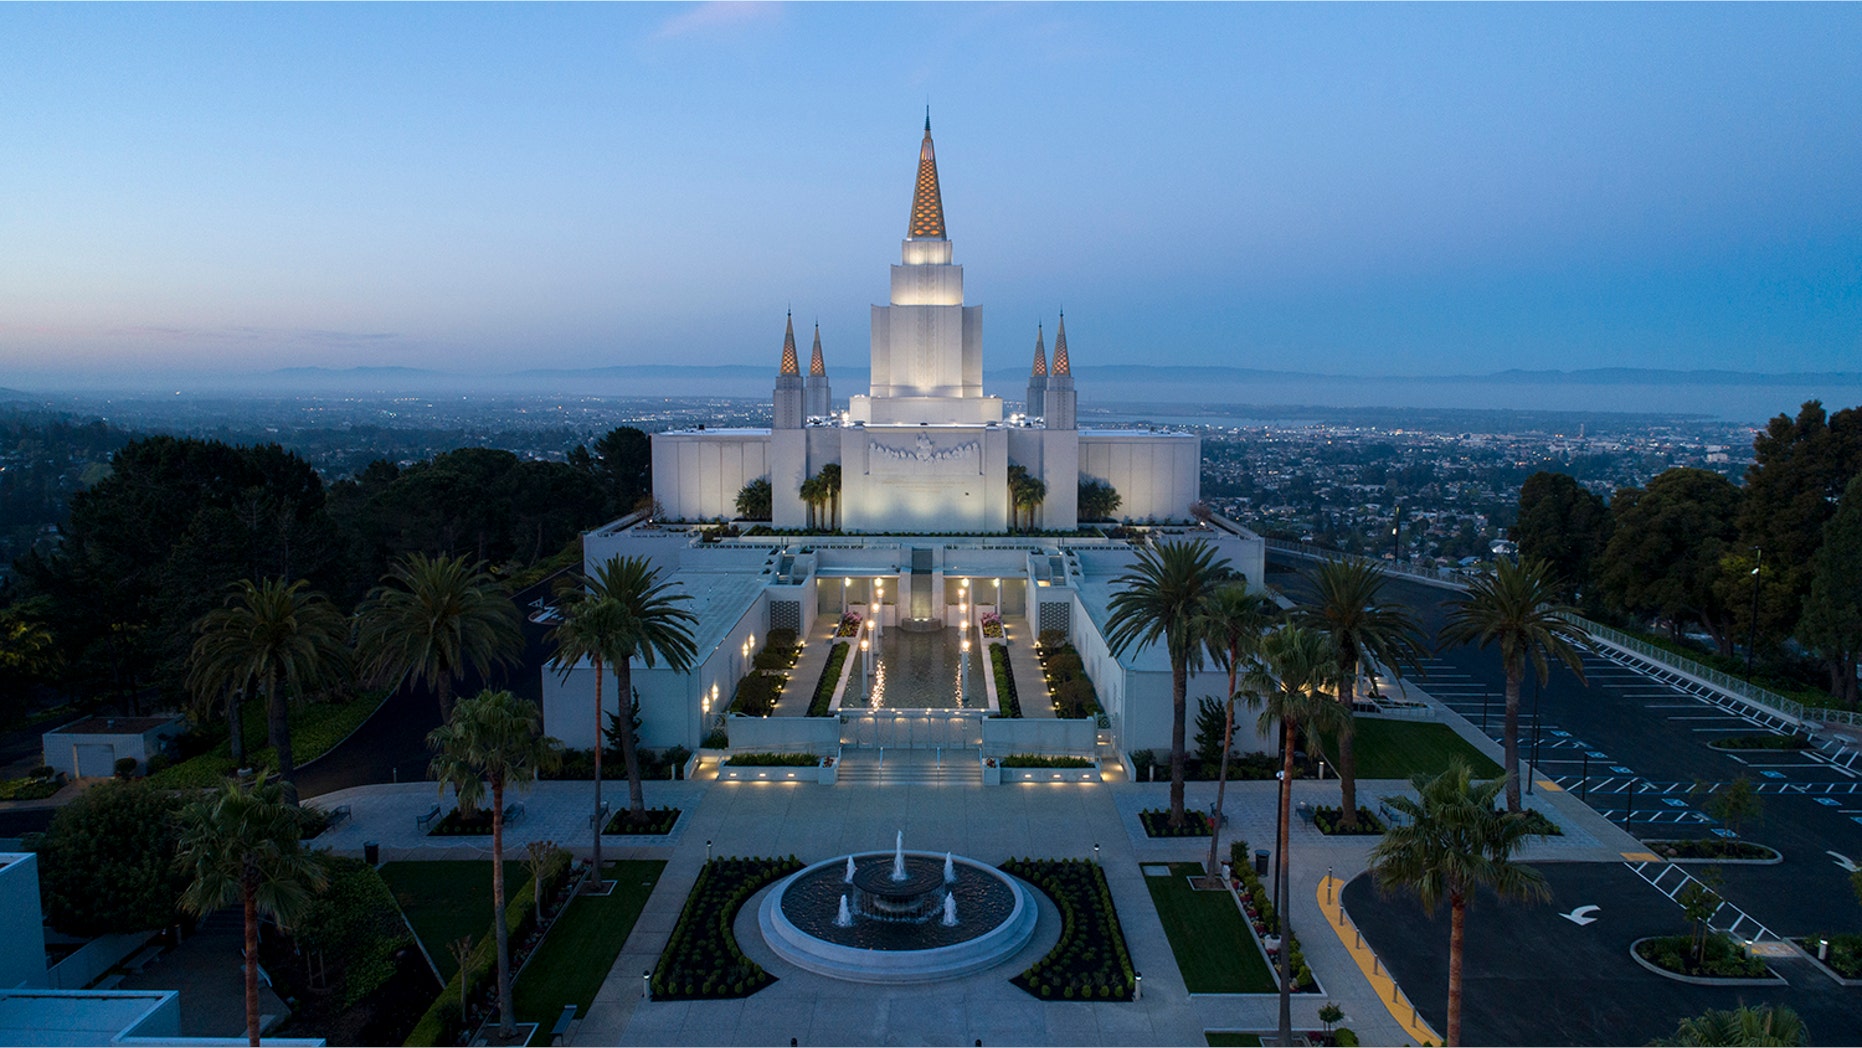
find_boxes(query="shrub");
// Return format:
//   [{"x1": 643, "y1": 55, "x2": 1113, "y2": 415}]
[
  {"x1": 1052, "y1": 677, "x2": 1098, "y2": 719},
  {"x1": 113, "y1": 756, "x2": 139, "y2": 779},
  {"x1": 807, "y1": 641, "x2": 850, "y2": 717},
  {"x1": 0, "y1": 775, "x2": 64, "y2": 801},
  {"x1": 1004, "y1": 858, "x2": 1136, "y2": 1001},
  {"x1": 1636, "y1": 933, "x2": 1771, "y2": 979},
  {"x1": 724, "y1": 752, "x2": 819, "y2": 767},
  {"x1": 35, "y1": 780, "x2": 187, "y2": 936},
  {"x1": 28, "y1": 765, "x2": 55, "y2": 780},
  {"x1": 1001, "y1": 754, "x2": 1094, "y2": 768},
  {"x1": 1311, "y1": 807, "x2": 1386, "y2": 836},
  {"x1": 651, "y1": 856, "x2": 800, "y2": 1000},
  {"x1": 702, "y1": 728, "x2": 729, "y2": 749},
  {"x1": 603, "y1": 807, "x2": 682, "y2": 835},
  {"x1": 991, "y1": 645, "x2": 1022, "y2": 718},
  {"x1": 292, "y1": 857, "x2": 412, "y2": 1009},
  {"x1": 731, "y1": 672, "x2": 784, "y2": 717},
  {"x1": 1227, "y1": 838, "x2": 1317, "y2": 992}
]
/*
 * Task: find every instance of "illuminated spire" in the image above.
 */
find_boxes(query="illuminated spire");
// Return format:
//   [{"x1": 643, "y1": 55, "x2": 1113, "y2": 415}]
[
  {"x1": 907, "y1": 111, "x2": 946, "y2": 239},
  {"x1": 1031, "y1": 324, "x2": 1048, "y2": 377},
  {"x1": 809, "y1": 323, "x2": 826, "y2": 376},
  {"x1": 1052, "y1": 311, "x2": 1070, "y2": 375},
  {"x1": 779, "y1": 312, "x2": 800, "y2": 375}
]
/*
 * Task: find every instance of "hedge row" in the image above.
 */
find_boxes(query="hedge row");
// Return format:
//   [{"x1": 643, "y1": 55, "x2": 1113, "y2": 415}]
[
  {"x1": 403, "y1": 849, "x2": 576, "y2": 1047},
  {"x1": 807, "y1": 642, "x2": 850, "y2": 717},
  {"x1": 1140, "y1": 808, "x2": 1211, "y2": 838},
  {"x1": 1228, "y1": 839, "x2": 1317, "y2": 993},
  {"x1": 651, "y1": 856, "x2": 801, "y2": 1000},
  {"x1": 990, "y1": 645, "x2": 1022, "y2": 718},
  {"x1": 1004, "y1": 858, "x2": 1135, "y2": 1001},
  {"x1": 1001, "y1": 754, "x2": 1093, "y2": 768}
]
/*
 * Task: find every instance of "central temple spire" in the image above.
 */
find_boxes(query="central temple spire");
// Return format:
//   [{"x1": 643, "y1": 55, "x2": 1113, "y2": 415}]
[
  {"x1": 907, "y1": 111, "x2": 946, "y2": 240},
  {"x1": 779, "y1": 312, "x2": 800, "y2": 375}
]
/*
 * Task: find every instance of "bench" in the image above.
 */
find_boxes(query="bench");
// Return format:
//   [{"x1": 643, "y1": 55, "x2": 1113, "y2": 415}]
[
  {"x1": 415, "y1": 805, "x2": 442, "y2": 831},
  {"x1": 503, "y1": 802, "x2": 525, "y2": 825},
  {"x1": 125, "y1": 944, "x2": 165, "y2": 972},
  {"x1": 325, "y1": 804, "x2": 352, "y2": 830},
  {"x1": 1295, "y1": 802, "x2": 1315, "y2": 826},
  {"x1": 550, "y1": 1004, "x2": 577, "y2": 1045},
  {"x1": 589, "y1": 802, "x2": 612, "y2": 831}
]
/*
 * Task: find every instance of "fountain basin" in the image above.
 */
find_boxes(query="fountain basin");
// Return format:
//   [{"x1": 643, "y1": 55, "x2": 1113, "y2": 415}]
[{"x1": 758, "y1": 850, "x2": 1037, "y2": 983}]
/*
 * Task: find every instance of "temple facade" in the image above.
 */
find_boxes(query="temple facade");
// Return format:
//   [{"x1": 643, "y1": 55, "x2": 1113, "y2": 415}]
[{"x1": 650, "y1": 117, "x2": 1200, "y2": 534}]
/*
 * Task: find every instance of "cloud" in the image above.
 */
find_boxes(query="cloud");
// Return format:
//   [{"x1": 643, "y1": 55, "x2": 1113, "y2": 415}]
[{"x1": 651, "y1": 1, "x2": 783, "y2": 42}]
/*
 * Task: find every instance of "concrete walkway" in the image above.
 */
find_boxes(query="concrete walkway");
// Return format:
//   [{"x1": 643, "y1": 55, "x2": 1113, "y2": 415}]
[
  {"x1": 769, "y1": 616, "x2": 846, "y2": 718},
  {"x1": 1000, "y1": 619, "x2": 1056, "y2": 719}
]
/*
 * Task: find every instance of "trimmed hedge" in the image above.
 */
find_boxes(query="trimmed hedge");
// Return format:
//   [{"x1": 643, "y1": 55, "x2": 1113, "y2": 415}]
[
  {"x1": 651, "y1": 856, "x2": 801, "y2": 1000},
  {"x1": 1647, "y1": 838, "x2": 1771, "y2": 861},
  {"x1": 1003, "y1": 858, "x2": 1136, "y2": 1001},
  {"x1": 1311, "y1": 807, "x2": 1385, "y2": 836},
  {"x1": 1001, "y1": 754, "x2": 1093, "y2": 768},
  {"x1": 602, "y1": 806, "x2": 681, "y2": 835},
  {"x1": 403, "y1": 849, "x2": 575, "y2": 1047},
  {"x1": 724, "y1": 752, "x2": 818, "y2": 767},
  {"x1": 807, "y1": 642, "x2": 850, "y2": 717},
  {"x1": 1228, "y1": 840, "x2": 1318, "y2": 993},
  {"x1": 1140, "y1": 808, "x2": 1212, "y2": 837},
  {"x1": 990, "y1": 645, "x2": 1022, "y2": 718},
  {"x1": 730, "y1": 672, "x2": 785, "y2": 717}
]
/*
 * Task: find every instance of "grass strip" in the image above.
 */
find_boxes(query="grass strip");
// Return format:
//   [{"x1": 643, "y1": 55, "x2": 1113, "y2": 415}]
[
  {"x1": 514, "y1": 860, "x2": 664, "y2": 1036},
  {"x1": 1144, "y1": 862, "x2": 1276, "y2": 994},
  {"x1": 1323, "y1": 718, "x2": 1501, "y2": 780},
  {"x1": 380, "y1": 861, "x2": 531, "y2": 983}
]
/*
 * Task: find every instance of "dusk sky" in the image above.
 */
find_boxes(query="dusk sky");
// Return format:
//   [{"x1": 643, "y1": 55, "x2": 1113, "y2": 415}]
[{"x1": 3, "y1": 3, "x2": 1860, "y2": 390}]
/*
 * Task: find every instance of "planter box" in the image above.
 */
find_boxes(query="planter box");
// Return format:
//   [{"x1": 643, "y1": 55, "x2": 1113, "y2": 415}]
[
  {"x1": 1000, "y1": 761, "x2": 1101, "y2": 784},
  {"x1": 718, "y1": 762, "x2": 823, "y2": 783},
  {"x1": 981, "y1": 761, "x2": 1002, "y2": 786}
]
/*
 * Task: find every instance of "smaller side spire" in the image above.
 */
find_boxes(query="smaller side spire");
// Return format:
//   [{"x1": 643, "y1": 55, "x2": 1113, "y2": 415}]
[
  {"x1": 1052, "y1": 311, "x2": 1071, "y2": 375},
  {"x1": 809, "y1": 323, "x2": 826, "y2": 376},
  {"x1": 779, "y1": 312, "x2": 800, "y2": 375},
  {"x1": 1031, "y1": 324, "x2": 1048, "y2": 377}
]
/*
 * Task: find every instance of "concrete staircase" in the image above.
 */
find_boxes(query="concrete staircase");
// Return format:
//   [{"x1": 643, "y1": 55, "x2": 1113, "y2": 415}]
[{"x1": 835, "y1": 748, "x2": 982, "y2": 786}]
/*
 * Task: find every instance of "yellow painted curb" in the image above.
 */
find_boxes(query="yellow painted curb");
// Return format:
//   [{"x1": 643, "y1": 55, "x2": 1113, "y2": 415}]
[
  {"x1": 1533, "y1": 779, "x2": 1563, "y2": 792},
  {"x1": 1621, "y1": 851, "x2": 1663, "y2": 863},
  {"x1": 1317, "y1": 875, "x2": 1442, "y2": 1046}
]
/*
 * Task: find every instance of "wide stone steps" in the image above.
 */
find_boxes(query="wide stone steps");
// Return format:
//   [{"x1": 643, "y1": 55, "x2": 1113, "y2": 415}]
[{"x1": 836, "y1": 750, "x2": 982, "y2": 786}]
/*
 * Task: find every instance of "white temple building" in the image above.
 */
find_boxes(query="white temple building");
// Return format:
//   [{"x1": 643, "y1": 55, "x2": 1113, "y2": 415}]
[{"x1": 544, "y1": 119, "x2": 1266, "y2": 766}]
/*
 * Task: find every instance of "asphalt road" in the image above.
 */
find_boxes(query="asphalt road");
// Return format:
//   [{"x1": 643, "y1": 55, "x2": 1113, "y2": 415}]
[
  {"x1": 1344, "y1": 863, "x2": 1857, "y2": 1046},
  {"x1": 1270, "y1": 552, "x2": 1862, "y2": 942}
]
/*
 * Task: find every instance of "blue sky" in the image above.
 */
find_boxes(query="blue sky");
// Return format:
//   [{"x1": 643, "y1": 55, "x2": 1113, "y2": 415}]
[{"x1": 3, "y1": 2, "x2": 1859, "y2": 388}]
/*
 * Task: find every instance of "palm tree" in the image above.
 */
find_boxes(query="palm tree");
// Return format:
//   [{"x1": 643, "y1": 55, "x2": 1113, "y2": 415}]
[
  {"x1": 546, "y1": 593, "x2": 627, "y2": 879},
  {"x1": 799, "y1": 473, "x2": 824, "y2": 530},
  {"x1": 1105, "y1": 539, "x2": 1233, "y2": 826},
  {"x1": 1299, "y1": 558, "x2": 1427, "y2": 828},
  {"x1": 582, "y1": 555, "x2": 697, "y2": 824},
  {"x1": 1440, "y1": 557, "x2": 1591, "y2": 811},
  {"x1": 1247, "y1": 624, "x2": 1348, "y2": 1047},
  {"x1": 734, "y1": 477, "x2": 772, "y2": 521},
  {"x1": 1006, "y1": 465, "x2": 1048, "y2": 531},
  {"x1": 1371, "y1": 761, "x2": 1550, "y2": 1047},
  {"x1": 818, "y1": 463, "x2": 842, "y2": 531},
  {"x1": 427, "y1": 689, "x2": 562, "y2": 1041},
  {"x1": 1650, "y1": 1005, "x2": 1807, "y2": 1047},
  {"x1": 188, "y1": 579, "x2": 350, "y2": 802},
  {"x1": 1194, "y1": 580, "x2": 1278, "y2": 878},
  {"x1": 175, "y1": 771, "x2": 327, "y2": 1047},
  {"x1": 355, "y1": 552, "x2": 523, "y2": 721}
]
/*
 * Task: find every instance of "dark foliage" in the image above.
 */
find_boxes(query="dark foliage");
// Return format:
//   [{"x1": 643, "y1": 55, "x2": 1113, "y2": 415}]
[{"x1": 651, "y1": 856, "x2": 800, "y2": 1000}]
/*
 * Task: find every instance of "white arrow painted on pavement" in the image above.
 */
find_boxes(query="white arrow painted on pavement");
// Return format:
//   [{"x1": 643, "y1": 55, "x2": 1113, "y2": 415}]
[
  {"x1": 1561, "y1": 905, "x2": 1601, "y2": 926},
  {"x1": 1828, "y1": 850, "x2": 1860, "y2": 873}
]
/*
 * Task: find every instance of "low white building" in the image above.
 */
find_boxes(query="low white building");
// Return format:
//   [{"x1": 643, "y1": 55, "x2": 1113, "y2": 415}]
[{"x1": 41, "y1": 717, "x2": 183, "y2": 780}]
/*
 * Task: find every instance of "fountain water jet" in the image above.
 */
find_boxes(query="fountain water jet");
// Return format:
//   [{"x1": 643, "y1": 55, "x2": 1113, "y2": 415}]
[
  {"x1": 941, "y1": 894, "x2": 958, "y2": 927},
  {"x1": 892, "y1": 831, "x2": 907, "y2": 881},
  {"x1": 845, "y1": 856, "x2": 856, "y2": 883},
  {"x1": 836, "y1": 895, "x2": 855, "y2": 928},
  {"x1": 944, "y1": 852, "x2": 955, "y2": 884}
]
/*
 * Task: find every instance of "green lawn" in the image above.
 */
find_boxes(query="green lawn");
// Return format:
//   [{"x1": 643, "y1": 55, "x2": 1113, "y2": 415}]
[
  {"x1": 380, "y1": 861, "x2": 531, "y2": 983},
  {"x1": 514, "y1": 860, "x2": 666, "y2": 1038},
  {"x1": 147, "y1": 690, "x2": 387, "y2": 789},
  {"x1": 1142, "y1": 862, "x2": 1275, "y2": 994},
  {"x1": 1205, "y1": 1034, "x2": 1263, "y2": 1047},
  {"x1": 1322, "y1": 718, "x2": 1502, "y2": 780}
]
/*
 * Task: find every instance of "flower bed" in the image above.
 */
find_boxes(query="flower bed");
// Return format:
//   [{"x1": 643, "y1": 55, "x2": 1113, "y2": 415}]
[
  {"x1": 651, "y1": 855, "x2": 802, "y2": 1000},
  {"x1": 1708, "y1": 734, "x2": 1810, "y2": 750},
  {"x1": 1645, "y1": 838, "x2": 1778, "y2": 862},
  {"x1": 836, "y1": 611, "x2": 862, "y2": 638},
  {"x1": 1311, "y1": 806, "x2": 1386, "y2": 836},
  {"x1": 1140, "y1": 808, "x2": 1212, "y2": 837},
  {"x1": 1002, "y1": 754, "x2": 1094, "y2": 768},
  {"x1": 725, "y1": 751, "x2": 819, "y2": 767},
  {"x1": 979, "y1": 611, "x2": 1003, "y2": 638},
  {"x1": 1002, "y1": 858, "x2": 1136, "y2": 1000},
  {"x1": 602, "y1": 806, "x2": 681, "y2": 835},
  {"x1": 1635, "y1": 933, "x2": 1773, "y2": 979},
  {"x1": 1795, "y1": 933, "x2": 1862, "y2": 979},
  {"x1": 807, "y1": 641, "x2": 850, "y2": 717},
  {"x1": 990, "y1": 645, "x2": 1022, "y2": 718},
  {"x1": 1228, "y1": 840, "x2": 1319, "y2": 993}
]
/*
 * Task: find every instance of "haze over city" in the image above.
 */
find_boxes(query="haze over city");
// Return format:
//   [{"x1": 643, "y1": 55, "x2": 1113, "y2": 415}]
[{"x1": 4, "y1": 2, "x2": 1860, "y2": 410}]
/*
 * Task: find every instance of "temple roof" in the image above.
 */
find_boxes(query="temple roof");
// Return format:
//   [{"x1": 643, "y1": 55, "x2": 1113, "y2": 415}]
[
  {"x1": 1031, "y1": 325, "x2": 1048, "y2": 377},
  {"x1": 907, "y1": 112, "x2": 947, "y2": 240},
  {"x1": 779, "y1": 312, "x2": 800, "y2": 375},
  {"x1": 809, "y1": 323, "x2": 826, "y2": 376},
  {"x1": 1052, "y1": 312, "x2": 1071, "y2": 374}
]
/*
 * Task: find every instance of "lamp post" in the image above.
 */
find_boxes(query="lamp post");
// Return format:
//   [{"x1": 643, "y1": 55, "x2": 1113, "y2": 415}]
[
  {"x1": 875, "y1": 579, "x2": 885, "y2": 640},
  {"x1": 1527, "y1": 673, "x2": 1541, "y2": 796},
  {"x1": 1745, "y1": 547, "x2": 1763, "y2": 681},
  {"x1": 842, "y1": 576, "x2": 849, "y2": 614},
  {"x1": 959, "y1": 635, "x2": 971, "y2": 704},
  {"x1": 860, "y1": 636, "x2": 871, "y2": 699}
]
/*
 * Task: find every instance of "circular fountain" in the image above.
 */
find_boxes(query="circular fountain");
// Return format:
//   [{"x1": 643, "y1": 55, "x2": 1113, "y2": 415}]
[{"x1": 757, "y1": 832, "x2": 1037, "y2": 983}]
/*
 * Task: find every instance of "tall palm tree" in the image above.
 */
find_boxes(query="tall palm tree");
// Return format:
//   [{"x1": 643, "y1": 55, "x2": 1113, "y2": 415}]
[
  {"x1": 818, "y1": 463, "x2": 842, "y2": 531},
  {"x1": 799, "y1": 473, "x2": 824, "y2": 530},
  {"x1": 1247, "y1": 624, "x2": 1348, "y2": 1047},
  {"x1": 189, "y1": 579, "x2": 350, "y2": 801},
  {"x1": 354, "y1": 552, "x2": 522, "y2": 721},
  {"x1": 1370, "y1": 761, "x2": 1551, "y2": 1048},
  {"x1": 1440, "y1": 557, "x2": 1591, "y2": 811},
  {"x1": 1299, "y1": 558, "x2": 1427, "y2": 828},
  {"x1": 546, "y1": 593, "x2": 627, "y2": 879},
  {"x1": 1194, "y1": 580, "x2": 1279, "y2": 878},
  {"x1": 175, "y1": 771, "x2": 327, "y2": 1047},
  {"x1": 583, "y1": 555, "x2": 697, "y2": 824},
  {"x1": 427, "y1": 689, "x2": 562, "y2": 1041},
  {"x1": 1106, "y1": 539, "x2": 1233, "y2": 826}
]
